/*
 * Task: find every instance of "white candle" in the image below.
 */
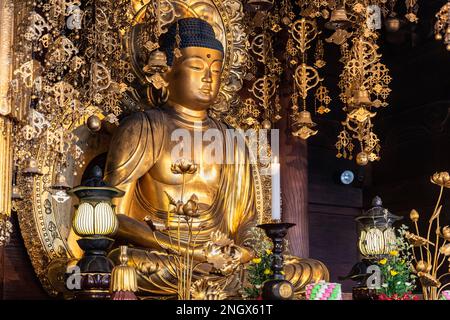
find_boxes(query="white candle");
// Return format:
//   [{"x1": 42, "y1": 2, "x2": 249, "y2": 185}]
[{"x1": 271, "y1": 156, "x2": 281, "y2": 221}]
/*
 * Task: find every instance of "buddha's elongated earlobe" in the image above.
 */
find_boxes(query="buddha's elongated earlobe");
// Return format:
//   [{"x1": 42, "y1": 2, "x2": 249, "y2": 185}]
[{"x1": 147, "y1": 85, "x2": 169, "y2": 107}]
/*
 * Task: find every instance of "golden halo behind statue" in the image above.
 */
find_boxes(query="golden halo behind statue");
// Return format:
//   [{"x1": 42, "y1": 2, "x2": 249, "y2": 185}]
[{"x1": 126, "y1": 0, "x2": 247, "y2": 115}]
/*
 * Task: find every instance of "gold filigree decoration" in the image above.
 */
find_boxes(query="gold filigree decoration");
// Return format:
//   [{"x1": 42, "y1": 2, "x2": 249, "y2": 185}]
[
  {"x1": 336, "y1": 25, "x2": 390, "y2": 165},
  {"x1": 434, "y1": 2, "x2": 450, "y2": 51},
  {"x1": 288, "y1": 16, "x2": 330, "y2": 140}
]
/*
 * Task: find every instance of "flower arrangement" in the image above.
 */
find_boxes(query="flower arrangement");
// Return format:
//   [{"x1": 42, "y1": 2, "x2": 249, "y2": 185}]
[
  {"x1": 242, "y1": 248, "x2": 274, "y2": 299},
  {"x1": 241, "y1": 227, "x2": 274, "y2": 299},
  {"x1": 376, "y1": 225, "x2": 417, "y2": 300}
]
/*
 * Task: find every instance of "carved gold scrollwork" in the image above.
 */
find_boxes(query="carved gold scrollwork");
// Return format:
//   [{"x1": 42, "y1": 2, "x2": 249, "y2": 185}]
[
  {"x1": 250, "y1": 34, "x2": 268, "y2": 63},
  {"x1": 290, "y1": 18, "x2": 318, "y2": 54},
  {"x1": 249, "y1": 76, "x2": 277, "y2": 107},
  {"x1": 294, "y1": 63, "x2": 322, "y2": 100},
  {"x1": 25, "y1": 12, "x2": 50, "y2": 41},
  {"x1": 91, "y1": 62, "x2": 112, "y2": 91}
]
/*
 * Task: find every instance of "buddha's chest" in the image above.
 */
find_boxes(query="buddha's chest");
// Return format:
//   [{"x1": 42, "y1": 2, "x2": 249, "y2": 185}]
[{"x1": 140, "y1": 123, "x2": 222, "y2": 207}]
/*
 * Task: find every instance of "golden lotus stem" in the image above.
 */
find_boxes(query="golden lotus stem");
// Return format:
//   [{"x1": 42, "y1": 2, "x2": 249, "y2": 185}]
[
  {"x1": 414, "y1": 220, "x2": 424, "y2": 261},
  {"x1": 427, "y1": 186, "x2": 443, "y2": 264}
]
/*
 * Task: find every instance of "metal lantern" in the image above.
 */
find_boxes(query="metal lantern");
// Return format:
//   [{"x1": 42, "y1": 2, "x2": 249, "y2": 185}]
[
  {"x1": 72, "y1": 193, "x2": 120, "y2": 237},
  {"x1": 66, "y1": 165, "x2": 124, "y2": 299},
  {"x1": 355, "y1": 196, "x2": 402, "y2": 259}
]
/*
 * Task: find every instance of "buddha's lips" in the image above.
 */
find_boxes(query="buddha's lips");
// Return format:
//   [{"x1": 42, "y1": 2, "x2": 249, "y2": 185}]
[{"x1": 199, "y1": 86, "x2": 212, "y2": 94}]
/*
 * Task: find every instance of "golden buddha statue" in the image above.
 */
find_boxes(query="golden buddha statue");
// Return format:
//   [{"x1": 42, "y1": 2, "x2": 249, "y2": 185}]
[{"x1": 104, "y1": 18, "x2": 328, "y2": 298}]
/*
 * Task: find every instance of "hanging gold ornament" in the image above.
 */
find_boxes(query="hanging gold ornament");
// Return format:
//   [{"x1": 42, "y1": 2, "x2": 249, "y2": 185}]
[
  {"x1": 22, "y1": 158, "x2": 44, "y2": 176},
  {"x1": 86, "y1": 115, "x2": 102, "y2": 132},
  {"x1": 405, "y1": 0, "x2": 419, "y2": 23},
  {"x1": 336, "y1": 24, "x2": 390, "y2": 165},
  {"x1": 289, "y1": 17, "x2": 331, "y2": 140},
  {"x1": 292, "y1": 110, "x2": 318, "y2": 140},
  {"x1": 245, "y1": 0, "x2": 274, "y2": 12},
  {"x1": 242, "y1": 15, "x2": 282, "y2": 129},
  {"x1": 325, "y1": 5, "x2": 352, "y2": 30},
  {"x1": 435, "y1": 2, "x2": 450, "y2": 51}
]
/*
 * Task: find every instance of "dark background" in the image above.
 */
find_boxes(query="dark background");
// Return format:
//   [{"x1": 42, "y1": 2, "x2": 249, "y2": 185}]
[
  {"x1": 307, "y1": 0, "x2": 450, "y2": 291},
  {"x1": 1, "y1": 0, "x2": 449, "y2": 298}
]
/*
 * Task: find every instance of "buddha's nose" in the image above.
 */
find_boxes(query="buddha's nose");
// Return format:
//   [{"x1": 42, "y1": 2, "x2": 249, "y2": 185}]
[{"x1": 202, "y1": 69, "x2": 212, "y2": 83}]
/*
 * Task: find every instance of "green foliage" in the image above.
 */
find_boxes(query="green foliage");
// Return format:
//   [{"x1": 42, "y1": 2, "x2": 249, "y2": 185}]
[
  {"x1": 241, "y1": 227, "x2": 274, "y2": 298},
  {"x1": 377, "y1": 225, "x2": 417, "y2": 297},
  {"x1": 243, "y1": 249, "x2": 273, "y2": 298}
]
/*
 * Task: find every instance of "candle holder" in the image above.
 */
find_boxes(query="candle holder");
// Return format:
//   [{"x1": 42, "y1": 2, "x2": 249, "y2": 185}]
[{"x1": 257, "y1": 222, "x2": 295, "y2": 300}]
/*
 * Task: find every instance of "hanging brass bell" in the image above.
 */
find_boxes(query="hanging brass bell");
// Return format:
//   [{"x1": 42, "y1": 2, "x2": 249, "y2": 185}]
[
  {"x1": 143, "y1": 50, "x2": 168, "y2": 75},
  {"x1": 51, "y1": 173, "x2": 71, "y2": 191},
  {"x1": 325, "y1": 6, "x2": 351, "y2": 30},
  {"x1": 352, "y1": 88, "x2": 372, "y2": 106},
  {"x1": 245, "y1": 0, "x2": 274, "y2": 12},
  {"x1": 296, "y1": 110, "x2": 317, "y2": 127},
  {"x1": 292, "y1": 111, "x2": 318, "y2": 140},
  {"x1": 22, "y1": 158, "x2": 43, "y2": 176},
  {"x1": 11, "y1": 185, "x2": 23, "y2": 200}
]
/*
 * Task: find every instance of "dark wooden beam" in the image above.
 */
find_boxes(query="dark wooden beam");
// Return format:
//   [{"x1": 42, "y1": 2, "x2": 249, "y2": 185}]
[{"x1": 278, "y1": 96, "x2": 309, "y2": 258}]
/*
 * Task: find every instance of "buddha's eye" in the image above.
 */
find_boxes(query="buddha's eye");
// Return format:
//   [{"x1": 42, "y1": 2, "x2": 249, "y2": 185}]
[
  {"x1": 186, "y1": 61, "x2": 204, "y2": 71},
  {"x1": 210, "y1": 62, "x2": 222, "y2": 75},
  {"x1": 188, "y1": 65, "x2": 202, "y2": 71}
]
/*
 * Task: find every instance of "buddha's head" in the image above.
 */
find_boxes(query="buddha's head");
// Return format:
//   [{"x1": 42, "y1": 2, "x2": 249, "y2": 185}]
[{"x1": 160, "y1": 18, "x2": 224, "y2": 111}]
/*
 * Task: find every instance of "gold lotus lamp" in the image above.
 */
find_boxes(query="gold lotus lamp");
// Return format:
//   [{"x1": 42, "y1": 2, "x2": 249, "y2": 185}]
[
  {"x1": 325, "y1": 6, "x2": 352, "y2": 30},
  {"x1": 355, "y1": 196, "x2": 402, "y2": 260},
  {"x1": 292, "y1": 110, "x2": 318, "y2": 140},
  {"x1": 339, "y1": 196, "x2": 401, "y2": 299},
  {"x1": 11, "y1": 169, "x2": 23, "y2": 200},
  {"x1": 110, "y1": 246, "x2": 138, "y2": 300},
  {"x1": 66, "y1": 165, "x2": 124, "y2": 299},
  {"x1": 70, "y1": 188, "x2": 122, "y2": 238}
]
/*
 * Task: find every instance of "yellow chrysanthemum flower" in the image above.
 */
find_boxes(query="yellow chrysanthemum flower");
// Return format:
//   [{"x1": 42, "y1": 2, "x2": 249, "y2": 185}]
[
  {"x1": 390, "y1": 270, "x2": 399, "y2": 276},
  {"x1": 252, "y1": 258, "x2": 261, "y2": 264},
  {"x1": 264, "y1": 268, "x2": 271, "y2": 275},
  {"x1": 379, "y1": 258, "x2": 387, "y2": 265},
  {"x1": 389, "y1": 250, "x2": 399, "y2": 256},
  {"x1": 265, "y1": 249, "x2": 272, "y2": 255}
]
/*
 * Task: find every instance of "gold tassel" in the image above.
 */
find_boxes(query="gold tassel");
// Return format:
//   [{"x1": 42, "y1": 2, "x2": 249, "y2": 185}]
[{"x1": 110, "y1": 246, "x2": 138, "y2": 299}]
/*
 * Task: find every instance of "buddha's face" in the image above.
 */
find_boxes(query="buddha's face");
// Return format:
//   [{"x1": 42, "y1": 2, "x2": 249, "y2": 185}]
[{"x1": 164, "y1": 46, "x2": 223, "y2": 111}]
